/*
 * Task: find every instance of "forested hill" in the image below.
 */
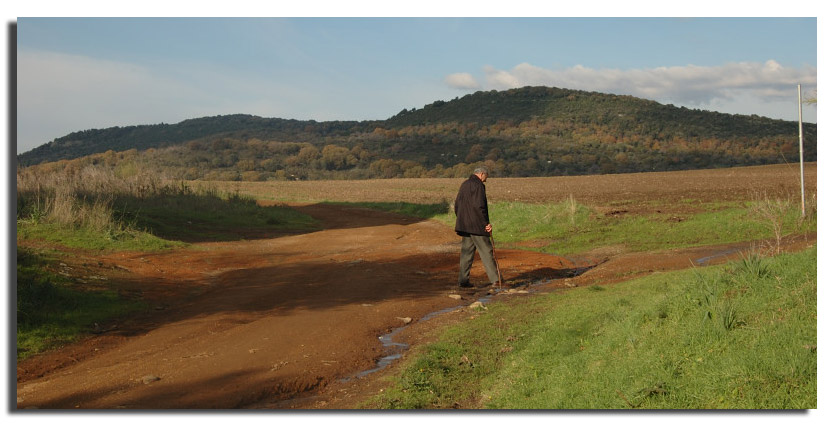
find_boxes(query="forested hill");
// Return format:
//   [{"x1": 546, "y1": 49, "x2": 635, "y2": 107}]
[
  {"x1": 387, "y1": 86, "x2": 796, "y2": 138},
  {"x1": 18, "y1": 86, "x2": 816, "y2": 180},
  {"x1": 18, "y1": 115, "x2": 381, "y2": 166}
]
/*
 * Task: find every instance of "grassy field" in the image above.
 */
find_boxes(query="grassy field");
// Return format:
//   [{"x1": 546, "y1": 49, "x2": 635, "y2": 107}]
[
  {"x1": 204, "y1": 163, "x2": 815, "y2": 208},
  {"x1": 369, "y1": 247, "x2": 817, "y2": 409}
]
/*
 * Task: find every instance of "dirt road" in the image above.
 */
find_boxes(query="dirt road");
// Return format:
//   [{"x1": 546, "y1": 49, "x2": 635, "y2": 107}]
[
  {"x1": 15, "y1": 202, "x2": 815, "y2": 409},
  {"x1": 16, "y1": 203, "x2": 588, "y2": 409}
]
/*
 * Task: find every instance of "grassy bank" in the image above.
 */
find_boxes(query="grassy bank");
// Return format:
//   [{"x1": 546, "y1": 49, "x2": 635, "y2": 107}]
[
  {"x1": 370, "y1": 246, "x2": 816, "y2": 409},
  {"x1": 490, "y1": 198, "x2": 814, "y2": 255},
  {"x1": 337, "y1": 195, "x2": 815, "y2": 256}
]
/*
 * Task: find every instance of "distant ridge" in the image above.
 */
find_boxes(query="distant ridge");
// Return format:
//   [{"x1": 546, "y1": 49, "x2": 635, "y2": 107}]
[
  {"x1": 17, "y1": 86, "x2": 816, "y2": 180},
  {"x1": 18, "y1": 115, "x2": 380, "y2": 166}
]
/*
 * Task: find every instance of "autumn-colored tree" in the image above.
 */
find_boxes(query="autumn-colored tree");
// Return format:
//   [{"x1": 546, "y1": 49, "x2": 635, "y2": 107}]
[
  {"x1": 465, "y1": 144, "x2": 484, "y2": 163},
  {"x1": 321, "y1": 144, "x2": 352, "y2": 170}
]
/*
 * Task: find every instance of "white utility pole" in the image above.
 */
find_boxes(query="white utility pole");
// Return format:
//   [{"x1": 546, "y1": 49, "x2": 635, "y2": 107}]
[{"x1": 798, "y1": 84, "x2": 806, "y2": 217}]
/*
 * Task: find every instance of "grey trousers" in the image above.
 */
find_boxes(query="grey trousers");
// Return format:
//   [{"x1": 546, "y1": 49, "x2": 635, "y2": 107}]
[{"x1": 458, "y1": 234, "x2": 500, "y2": 285}]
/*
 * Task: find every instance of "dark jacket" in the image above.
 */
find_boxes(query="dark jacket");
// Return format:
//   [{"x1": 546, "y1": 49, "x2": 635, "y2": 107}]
[{"x1": 454, "y1": 174, "x2": 490, "y2": 236}]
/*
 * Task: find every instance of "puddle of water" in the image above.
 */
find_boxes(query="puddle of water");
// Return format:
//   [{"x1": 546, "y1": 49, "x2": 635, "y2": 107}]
[
  {"x1": 695, "y1": 249, "x2": 741, "y2": 265},
  {"x1": 344, "y1": 304, "x2": 469, "y2": 381}
]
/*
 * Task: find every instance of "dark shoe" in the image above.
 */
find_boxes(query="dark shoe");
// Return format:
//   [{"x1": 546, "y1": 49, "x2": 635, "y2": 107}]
[{"x1": 458, "y1": 282, "x2": 474, "y2": 288}]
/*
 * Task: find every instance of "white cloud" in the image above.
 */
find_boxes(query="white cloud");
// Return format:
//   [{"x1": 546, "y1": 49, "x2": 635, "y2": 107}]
[
  {"x1": 444, "y1": 72, "x2": 480, "y2": 90},
  {"x1": 467, "y1": 60, "x2": 816, "y2": 109},
  {"x1": 482, "y1": 65, "x2": 521, "y2": 89}
]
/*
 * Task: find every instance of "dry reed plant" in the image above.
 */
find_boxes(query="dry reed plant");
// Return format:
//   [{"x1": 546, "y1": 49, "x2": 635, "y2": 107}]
[
  {"x1": 566, "y1": 194, "x2": 578, "y2": 228},
  {"x1": 747, "y1": 191, "x2": 795, "y2": 255},
  {"x1": 17, "y1": 165, "x2": 167, "y2": 233}
]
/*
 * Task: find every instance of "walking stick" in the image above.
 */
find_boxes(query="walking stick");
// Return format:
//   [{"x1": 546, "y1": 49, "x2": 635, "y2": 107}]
[{"x1": 490, "y1": 232, "x2": 502, "y2": 290}]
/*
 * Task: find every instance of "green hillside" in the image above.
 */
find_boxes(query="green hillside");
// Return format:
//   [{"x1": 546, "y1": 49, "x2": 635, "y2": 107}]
[
  {"x1": 389, "y1": 86, "x2": 796, "y2": 138},
  {"x1": 17, "y1": 86, "x2": 816, "y2": 180}
]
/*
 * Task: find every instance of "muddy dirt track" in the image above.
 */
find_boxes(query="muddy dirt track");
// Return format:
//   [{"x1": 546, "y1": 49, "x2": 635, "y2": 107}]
[
  {"x1": 16, "y1": 203, "x2": 590, "y2": 409},
  {"x1": 15, "y1": 171, "x2": 817, "y2": 409}
]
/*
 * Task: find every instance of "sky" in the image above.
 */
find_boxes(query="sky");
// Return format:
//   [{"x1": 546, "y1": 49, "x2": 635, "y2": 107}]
[{"x1": 9, "y1": 8, "x2": 819, "y2": 155}]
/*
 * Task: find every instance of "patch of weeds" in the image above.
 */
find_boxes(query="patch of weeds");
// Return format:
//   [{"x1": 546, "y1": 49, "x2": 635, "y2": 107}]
[
  {"x1": 736, "y1": 251, "x2": 771, "y2": 279},
  {"x1": 692, "y1": 270, "x2": 744, "y2": 333}
]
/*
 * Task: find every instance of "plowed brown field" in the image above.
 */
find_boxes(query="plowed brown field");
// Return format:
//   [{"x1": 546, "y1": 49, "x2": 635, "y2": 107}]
[{"x1": 16, "y1": 163, "x2": 816, "y2": 409}]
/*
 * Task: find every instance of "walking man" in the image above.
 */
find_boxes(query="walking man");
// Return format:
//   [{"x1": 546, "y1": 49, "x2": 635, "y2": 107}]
[{"x1": 454, "y1": 166, "x2": 501, "y2": 288}]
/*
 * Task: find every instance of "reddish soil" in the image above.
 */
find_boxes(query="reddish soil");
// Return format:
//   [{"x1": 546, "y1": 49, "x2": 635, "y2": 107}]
[{"x1": 16, "y1": 201, "x2": 816, "y2": 410}]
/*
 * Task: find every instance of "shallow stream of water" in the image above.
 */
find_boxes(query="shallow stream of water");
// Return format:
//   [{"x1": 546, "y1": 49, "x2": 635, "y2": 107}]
[
  {"x1": 343, "y1": 281, "x2": 554, "y2": 381},
  {"x1": 343, "y1": 258, "x2": 596, "y2": 382},
  {"x1": 343, "y1": 295, "x2": 490, "y2": 381},
  {"x1": 695, "y1": 248, "x2": 743, "y2": 265}
]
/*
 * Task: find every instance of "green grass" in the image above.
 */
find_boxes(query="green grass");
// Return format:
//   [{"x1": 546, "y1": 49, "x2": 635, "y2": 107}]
[
  {"x1": 369, "y1": 247, "x2": 816, "y2": 409},
  {"x1": 328, "y1": 201, "x2": 451, "y2": 219},
  {"x1": 16, "y1": 248, "x2": 147, "y2": 360},
  {"x1": 115, "y1": 191, "x2": 320, "y2": 242},
  {"x1": 340, "y1": 197, "x2": 813, "y2": 257},
  {"x1": 526, "y1": 206, "x2": 766, "y2": 254},
  {"x1": 17, "y1": 220, "x2": 181, "y2": 252},
  {"x1": 422, "y1": 199, "x2": 813, "y2": 256}
]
